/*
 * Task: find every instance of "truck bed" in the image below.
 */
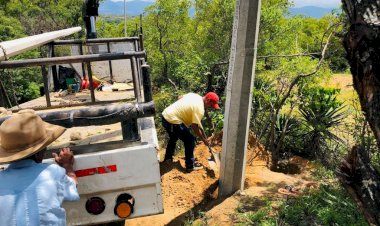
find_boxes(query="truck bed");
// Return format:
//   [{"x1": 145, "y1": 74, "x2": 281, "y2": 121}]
[{"x1": 11, "y1": 88, "x2": 135, "y2": 110}]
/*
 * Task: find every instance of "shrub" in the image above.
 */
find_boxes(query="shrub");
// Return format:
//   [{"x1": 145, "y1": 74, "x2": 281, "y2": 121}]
[{"x1": 299, "y1": 87, "x2": 346, "y2": 162}]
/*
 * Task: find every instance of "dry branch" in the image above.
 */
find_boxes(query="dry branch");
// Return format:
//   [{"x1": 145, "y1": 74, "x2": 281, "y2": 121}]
[
  {"x1": 274, "y1": 32, "x2": 333, "y2": 121},
  {"x1": 257, "y1": 52, "x2": 321, "y2": 59},
  {"x1": 269, "y1": 32, "x2": 333, "y2": 169}
]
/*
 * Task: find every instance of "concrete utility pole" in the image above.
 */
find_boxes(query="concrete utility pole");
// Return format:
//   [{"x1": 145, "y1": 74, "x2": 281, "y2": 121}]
[{"x1": 219, "y1": 0, "x2": 261, "y2": 196}]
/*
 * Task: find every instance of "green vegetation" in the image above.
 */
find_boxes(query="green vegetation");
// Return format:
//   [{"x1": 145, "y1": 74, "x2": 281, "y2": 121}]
[
  {"x1": 0, "y1": 0, "x2": 376, "y2": 224},
  {"x1": 299, "y1": 87, "x2": 346, "y2": 161},
  {"x1": 233, "y1": 170, "x2": 368, "y2": 226}
]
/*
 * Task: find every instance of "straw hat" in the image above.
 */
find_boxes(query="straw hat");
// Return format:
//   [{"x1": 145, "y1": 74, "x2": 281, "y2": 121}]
[{"x1": 0, "y1": 110, "x2": 66, "y2": 164}]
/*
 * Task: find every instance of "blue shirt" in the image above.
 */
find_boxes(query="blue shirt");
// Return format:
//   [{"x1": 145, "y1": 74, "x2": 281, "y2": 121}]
[{"x1": 0, "y1": 159, "x2": 79, "y2": 226}]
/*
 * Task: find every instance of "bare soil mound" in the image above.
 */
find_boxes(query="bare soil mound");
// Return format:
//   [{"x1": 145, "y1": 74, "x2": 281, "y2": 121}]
[
  {"x1": 125, "y1": 144, "x2": 219, "y2": 226},
  {"x1": 126, "y1": 133, "x2": 317, "y2": 226}
]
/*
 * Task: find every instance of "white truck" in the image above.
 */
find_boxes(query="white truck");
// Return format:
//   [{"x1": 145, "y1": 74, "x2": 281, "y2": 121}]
[
  {"x1": 0, "y1": 31, "x2": 164, "y2": 225},
  {"x1": 46, "y1": 118, "x2": 163, "y2": 225}
]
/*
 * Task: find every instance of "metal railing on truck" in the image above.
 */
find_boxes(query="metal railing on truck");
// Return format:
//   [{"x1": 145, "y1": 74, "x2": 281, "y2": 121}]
[
  {"x1": 0, "y1": 35, "x2": 163, "y2": 225},
  {"x1": 0, "y1": 36, "x2": 153, "y2": 142}
]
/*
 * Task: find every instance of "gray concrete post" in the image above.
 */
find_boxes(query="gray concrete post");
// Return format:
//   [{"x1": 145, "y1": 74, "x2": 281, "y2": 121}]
[{"x1": 219, "y1": 0, "x2": 261, "y2": 197}]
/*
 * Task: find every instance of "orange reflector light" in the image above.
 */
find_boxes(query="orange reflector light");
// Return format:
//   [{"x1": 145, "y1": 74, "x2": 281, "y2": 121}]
[
  {"x1": 114, "y1": 193, "x2": 135, "y2": 219},
  {"x1": 115, "y1": 202, "x2": 133, "y2": 218}
]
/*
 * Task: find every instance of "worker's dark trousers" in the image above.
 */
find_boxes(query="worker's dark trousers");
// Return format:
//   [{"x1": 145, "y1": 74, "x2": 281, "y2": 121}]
[{"x1": 161, "y1": 115, "x2": 195, "y2": 169}]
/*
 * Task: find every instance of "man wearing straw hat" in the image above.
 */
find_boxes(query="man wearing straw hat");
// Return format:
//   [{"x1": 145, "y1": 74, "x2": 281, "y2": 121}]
[{"x1": 0, "y1": 110, "x2": 79, "y2": 226}]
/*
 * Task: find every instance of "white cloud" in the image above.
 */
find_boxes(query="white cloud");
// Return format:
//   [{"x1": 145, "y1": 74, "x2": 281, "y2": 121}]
[{"x1": 292, "y1": 0, "x2": 341, "y2": 8}]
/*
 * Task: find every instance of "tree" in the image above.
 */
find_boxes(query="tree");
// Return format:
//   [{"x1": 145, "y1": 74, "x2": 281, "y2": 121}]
[
  {"x1": 143, "y1": 0, "x2": 192, "y2": 85},
  {"x1": 192, "y1": 0, "x2": 235, "y2": 65},
  {"x1": 338, "y1": 0, "x2": 380, "y2": 224},
  {"x1": 2, "y1": 0, "x2": 83, "y2": 36},
  {"x1": 0, "y1": 9, "x2": 24, "y2": 41}
]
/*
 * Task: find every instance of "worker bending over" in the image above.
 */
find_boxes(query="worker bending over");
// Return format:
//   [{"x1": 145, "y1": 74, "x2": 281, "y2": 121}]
[{"x1": 161, "y1": 92, "x2": 220, "y2": 172}]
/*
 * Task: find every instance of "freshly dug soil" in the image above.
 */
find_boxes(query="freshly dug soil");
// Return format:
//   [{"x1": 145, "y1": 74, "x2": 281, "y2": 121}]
[
  {"x1": 125, "y1": 133, "x2": 316, "y2": 226},
  {"x1": 125, "y1": 143, "x2": 219, "y2": 226}
]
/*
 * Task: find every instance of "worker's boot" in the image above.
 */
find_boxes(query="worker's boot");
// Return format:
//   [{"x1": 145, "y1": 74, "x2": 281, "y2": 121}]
[
  {"x1": 186, "y1": 162, "x2": 203, "y2": 173},
  {"x1": 162, "y1": 158, "x2": 179, "y2": 163}
]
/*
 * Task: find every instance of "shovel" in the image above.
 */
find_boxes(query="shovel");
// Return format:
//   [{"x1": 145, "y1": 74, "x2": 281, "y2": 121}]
[{"x1": 207, "y1": 145, "x2": 221, "y2": 169}]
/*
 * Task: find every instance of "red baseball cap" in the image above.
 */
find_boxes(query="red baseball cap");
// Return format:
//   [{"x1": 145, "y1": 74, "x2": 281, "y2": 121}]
[{"x1": 205, "y1": 92, "x2": 220, "y2": 109}]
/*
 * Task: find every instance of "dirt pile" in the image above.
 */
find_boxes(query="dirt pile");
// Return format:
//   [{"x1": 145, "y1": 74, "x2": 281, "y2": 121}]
[
  {"x1": 125, "y1": 144, "x2": 219, "y2": 226},
  {"x1": 125, "y1": 132, "x2": 317, "y2": 226}
]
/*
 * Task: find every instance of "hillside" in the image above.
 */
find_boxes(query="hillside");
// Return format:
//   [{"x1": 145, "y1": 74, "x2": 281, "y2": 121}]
[
  {"x1": 99, "y1": 0, "x2": 337, "y2": 19},
  {"x1": 289, "y1": 6, "x2": 337, "y2": 18},
  {"x1": 99, "y1": 0, "x2": 154, "y2": 16}
]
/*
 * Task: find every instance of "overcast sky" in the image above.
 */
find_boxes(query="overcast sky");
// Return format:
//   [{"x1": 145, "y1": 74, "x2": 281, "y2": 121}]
[{"x1": 111, "y1": 0, "x2": 341, "y2": 8}]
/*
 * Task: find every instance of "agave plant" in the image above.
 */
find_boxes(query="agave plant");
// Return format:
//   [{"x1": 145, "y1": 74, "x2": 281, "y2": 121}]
[
  {"x1": 299, "y1": 87, "x2": 346, "y2": 160},
  {"x1": 274, "y1": 113, "x2": 303, "y2": 158}
]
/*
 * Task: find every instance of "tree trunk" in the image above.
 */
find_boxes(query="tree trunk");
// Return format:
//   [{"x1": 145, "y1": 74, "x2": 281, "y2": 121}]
[
  {"x1": 341, "y1": 0, "x2": 380, "y2": 224},
  {"x1": 337, "y1": 146, "x2": 380, "y2": 225}
]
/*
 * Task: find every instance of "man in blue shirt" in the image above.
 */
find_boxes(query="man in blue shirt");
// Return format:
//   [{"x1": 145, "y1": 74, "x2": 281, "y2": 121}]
[{"x1": 0, "y1": 110, "x2": 79, "y2": 226}]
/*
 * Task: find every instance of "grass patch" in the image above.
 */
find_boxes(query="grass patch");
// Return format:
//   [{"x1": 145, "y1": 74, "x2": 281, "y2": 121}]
[
  {"x1": 233, "y1": 164, "x2": 368, "y2": 226},
  {"x1": 323, "y1": 73, "x2": 357, "y2": 104},
  {"x1": 183, "y1": 210, "x2": 208, "y2": 226},
  {"x1": 233, "y1": 197, "x2": 277, "y2": 226},
  {"x1": 233, "y1": 184, "x2": 367, "y2": 226},
  {"x1": 279, "y1": 184, "x2": 367, "y2": 226}
]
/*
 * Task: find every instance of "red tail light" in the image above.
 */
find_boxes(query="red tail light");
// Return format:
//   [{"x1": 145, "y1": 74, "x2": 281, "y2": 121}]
[{"x1": 86, "y1": 197, "x2": 106, "y2": 215}]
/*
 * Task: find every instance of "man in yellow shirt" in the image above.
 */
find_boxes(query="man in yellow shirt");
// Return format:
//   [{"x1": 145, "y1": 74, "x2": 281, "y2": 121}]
[{"x1": 161, "y1": 92, "x2": 220, "y2": 172}]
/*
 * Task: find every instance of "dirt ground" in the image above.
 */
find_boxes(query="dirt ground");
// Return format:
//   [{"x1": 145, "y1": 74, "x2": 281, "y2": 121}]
[{"x1": 125, "y1": 133, "x2": 316, "y2": 226}]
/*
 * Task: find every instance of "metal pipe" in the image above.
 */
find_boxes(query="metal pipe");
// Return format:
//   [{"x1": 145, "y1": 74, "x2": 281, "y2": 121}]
[
  {"x1": 134, "y1": 39, "x2": 143, "y2": 89},
  {"x1": 52, "y1": 37, "x2": 139, "y2": 45},
  {"x1": 121, "y1": 119, "x2": 140, "y2": 141},
  {"x1": 11, "y1": 98, "x2": 134, "y2": 112},
  {"x1": 86, "y1": 62, "x2": 96, "y2": 103},
  {"x1": 0, "y1": 101, "x2": 155, "y2": 127},
  {"x1": 79, "y1": 43, "x2": 86, "y2": 79},
  {"x1": 107, "y1": 42, "x2": 114, "y2": 80},
  {"x1": 49, "y1": 44, "x2": 59, "y2": 91},
  {"x1": 90, "y1": 16, "x2": 96, "y2": 34},
  {"x1": 142, "y1": 64, "x2": 152, "y2": 102},
  {"x1": 0, "y1": 27, "x2": 81, "y2": 61},
  {"x1": 41, "y1": 66, "x2": 51, "y2": 107},
  {"x1": 139, "y1": 34, "x2": 144, "y2": 51},
  {"x1": 131, "y1": 56, "x2": 141, "y2": 102},
  {"x1": 0, "y1": 51, "x2": 146, "y2": 69}
]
